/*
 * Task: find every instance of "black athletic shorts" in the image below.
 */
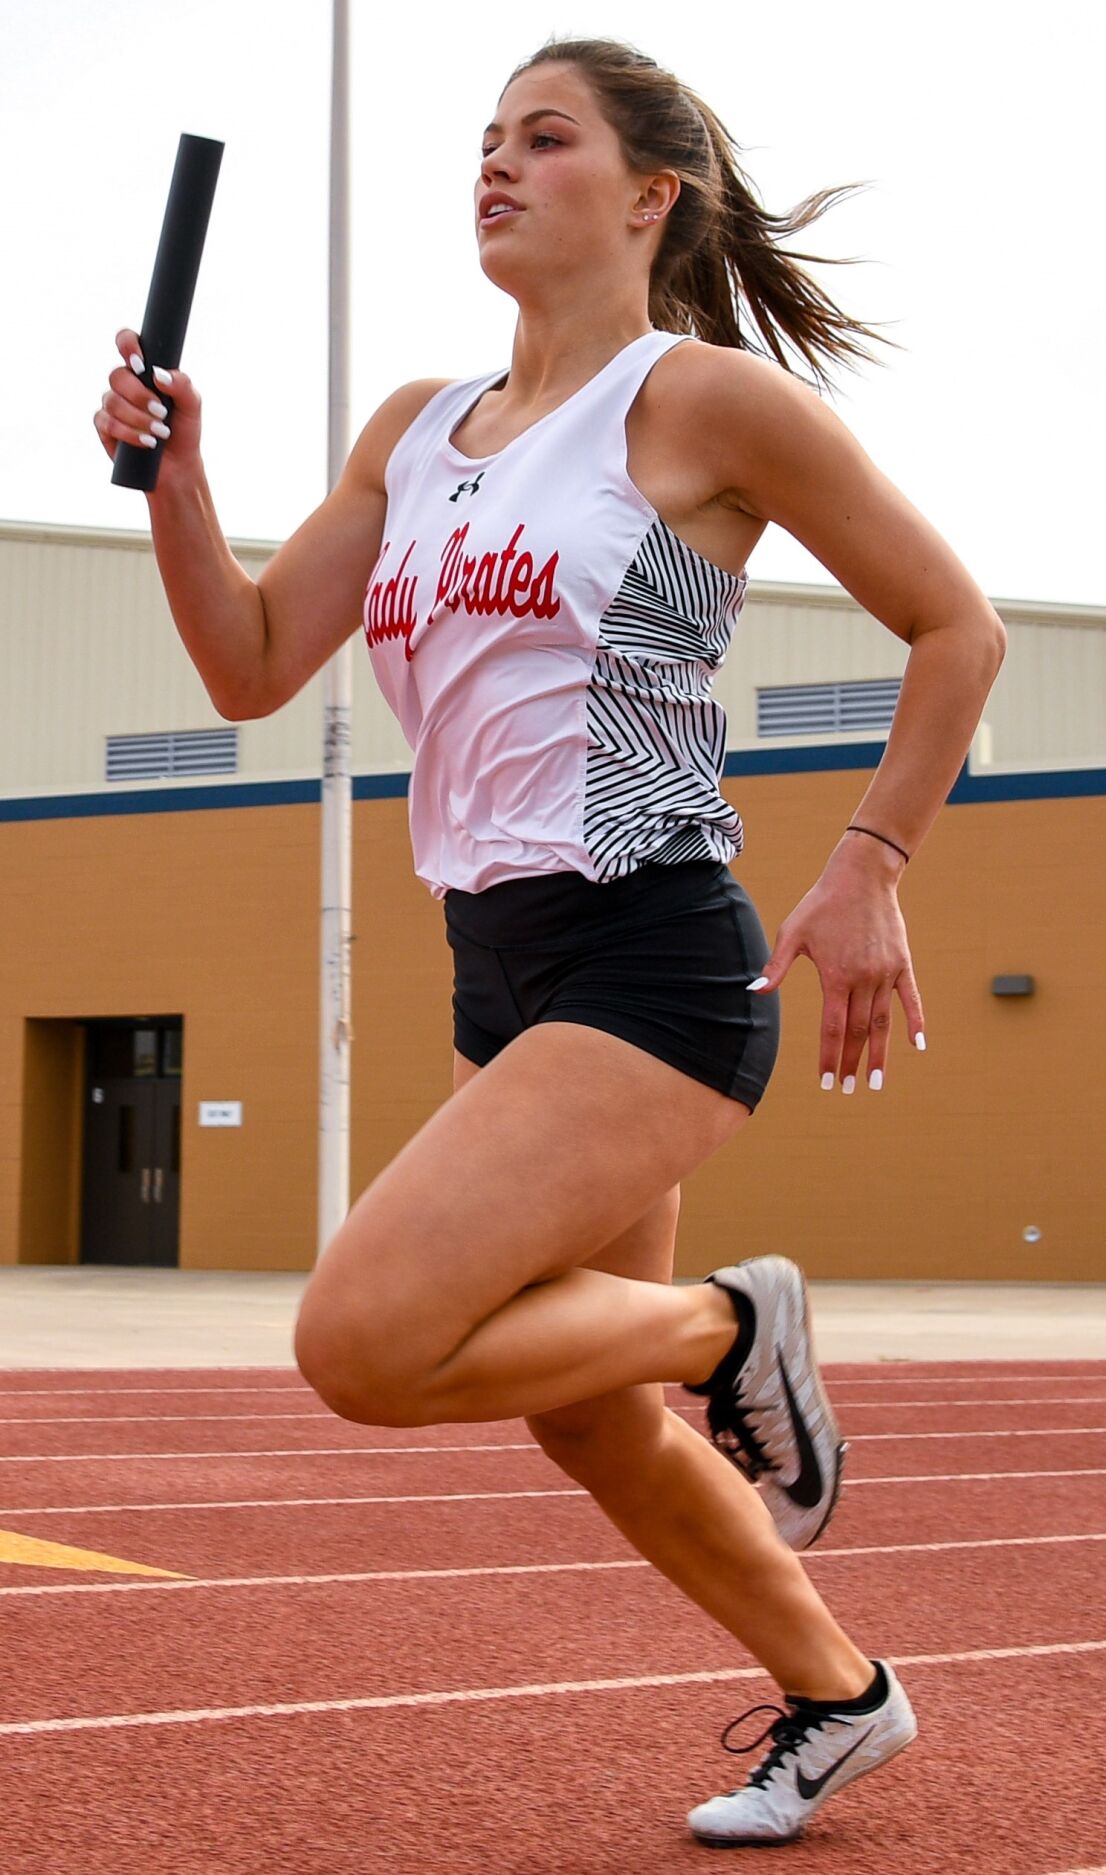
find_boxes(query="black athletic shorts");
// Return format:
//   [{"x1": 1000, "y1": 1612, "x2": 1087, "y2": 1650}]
[{"x1": 443, "y1": 859, "x2": 781, "y2": 1110}]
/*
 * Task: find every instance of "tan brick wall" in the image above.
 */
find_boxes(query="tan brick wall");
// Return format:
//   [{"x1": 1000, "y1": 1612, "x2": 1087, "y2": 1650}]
[
  {"x1": 683, "y1": 777, "x2": 1106, "y2": 1281},
  {"x1": 2, "y1": 775, "x2": 1103, "y2": 1279},
  {"x1": 17, "y1": 1020, "x2": 84, "y2": 1263}
]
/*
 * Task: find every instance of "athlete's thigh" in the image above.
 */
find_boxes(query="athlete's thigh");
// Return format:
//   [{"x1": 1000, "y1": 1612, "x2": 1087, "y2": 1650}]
[
  {"x1": 458, "y1": 1046, "x2": 679, "y2": 1282},
  {"x1": 458, "y1": 1044, "x2": 682, "y2": 1448},
  {"x1": 309, "y1": 1021, "x2": 748, "y2": 1377}
]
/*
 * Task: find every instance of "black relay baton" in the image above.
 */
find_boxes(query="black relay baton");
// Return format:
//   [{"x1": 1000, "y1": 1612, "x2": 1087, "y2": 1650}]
[{"x1": 111, "y1": 132, "x2": 224, "y2": 493}]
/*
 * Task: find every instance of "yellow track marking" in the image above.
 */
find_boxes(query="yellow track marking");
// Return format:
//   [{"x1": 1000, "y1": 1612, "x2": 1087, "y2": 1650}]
[{"x1": 0, "y1": 1528, "x2": 187, "y2": 1577}]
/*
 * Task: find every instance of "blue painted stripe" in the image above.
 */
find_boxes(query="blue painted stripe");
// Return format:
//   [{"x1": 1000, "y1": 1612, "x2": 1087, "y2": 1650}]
[
  {"x1": 0, "y1": 779, "x2": 319, "y2": 821},
  {"x1": 352, "y1": 772, "x2": 410, "y2": 801},
  {"x1": 0, "y1": 746, "x2": 1102, "y2": 823},
  {"x1": 722, "y1": 743, "x2": 1106, "y2": 799},
  {"x1": 948, "y1": 765, "x2": 1106, "y2": 803},
  {"x1": 722, "y1": 742, "x2": 888, "y2": 776},
  {"x1": 0, "y1": 772, "x2": 410, "y2": 822}
]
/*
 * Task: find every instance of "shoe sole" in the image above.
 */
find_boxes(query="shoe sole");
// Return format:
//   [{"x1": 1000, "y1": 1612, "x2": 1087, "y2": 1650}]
[
  {"x1": 790, "y1": 1261, "x2": 847, "y2": 1549},
  {"x1": 689, "y1": 1729, "x2": 917, "y2": 1847}
]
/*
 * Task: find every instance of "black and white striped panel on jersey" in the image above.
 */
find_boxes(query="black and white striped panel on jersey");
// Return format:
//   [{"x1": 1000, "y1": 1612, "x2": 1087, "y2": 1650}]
[{"x1": 584, "y1": 514, "x2": 748, "y2": 882}]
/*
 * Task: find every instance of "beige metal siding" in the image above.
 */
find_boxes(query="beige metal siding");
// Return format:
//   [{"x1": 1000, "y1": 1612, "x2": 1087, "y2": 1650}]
[
  {"x1": 982, "y1": 616, "x2": 1106, "y2": 768},
  {"x1": 0, "y1": 521, "x2": 411, "y2": 793},
  {"x1": 1, "y1": 525, "x2": 241, "y2": 796},
  {"x1": 715, "y1": 589, "x2": 909, "y2": 747},
  {"x1": 2, "y1": 520, "x2": 1103, "y2": 796},
  {"x1": 250, "y1": 656, "x2": 415, "y2": 780}
]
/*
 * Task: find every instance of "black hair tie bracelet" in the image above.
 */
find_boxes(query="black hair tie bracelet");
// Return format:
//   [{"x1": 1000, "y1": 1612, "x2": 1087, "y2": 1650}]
[{"x1": 845, "y1": 824, "x2": 910, "y2": 864}]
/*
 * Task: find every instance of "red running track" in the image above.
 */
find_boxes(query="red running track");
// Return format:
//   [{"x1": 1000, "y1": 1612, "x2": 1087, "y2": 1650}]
[{"x1": 0, "y1": 1361, "x2": 1104, "y2": 1875}]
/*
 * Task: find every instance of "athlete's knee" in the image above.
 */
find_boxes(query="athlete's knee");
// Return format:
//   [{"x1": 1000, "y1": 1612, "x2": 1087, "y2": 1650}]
[{"x1": 293, "y1": 1286, "x2": 434, "y2": 1428}]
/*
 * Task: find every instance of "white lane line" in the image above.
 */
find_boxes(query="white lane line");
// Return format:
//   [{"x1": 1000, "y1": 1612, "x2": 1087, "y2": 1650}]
[
  {"x1": 0, "y1": 1639, "x2": 1101, "y2": 1739},
  {"x1": 0, "y1": 1443, "x2": 537, "y2": 1466},
  {"x1": 829, "y1": 1396, "x2": 1106, "y2": 1409},
  {"x1": 1, "y1": 1487, "x2": 588, "y2": 1517},
  {"x1": 854, "y1": 1427, "x2": 1106, "y2": 1442},
  {"x1": 0, "y1": 1412, "x2": 328, "y2": 1426},
  {"x1": 6, "y1": 1396, "x2": 1105, "y2": 1425},
  {"x1": 814, "y1": 1533, "x2": 1106, "y2": 1558},
  {"x1": 675, "y1": 1417, "x2": 1106, "y2": 1442},
  {"x1": 0, "y1": 1386, "x2": 307, "y2": 1398},
  {"x1": 799, "y1": 1372, "x2": 1106, "y2": 1383},
  {"x1": 4, "y1": 1426, "x2": 1106, "y2": 1467},
  {"x1": 5, "y1": 1467, "x2": 1106, "y2": 1518},
  {"x1": 0, "y1": 1557, "x2": 643, "y2": 1598},
  {"x1": 2, "y1": 1530, "x2": 1104, "y2": 1600},
  {"x1": 847, "y1": 1467, "x2": 1106, "y2": 1487}
]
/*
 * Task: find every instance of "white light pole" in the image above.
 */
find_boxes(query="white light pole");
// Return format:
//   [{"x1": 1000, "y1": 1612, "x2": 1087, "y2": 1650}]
[{"x1": 318, "y1": 0, "x2": 353, "y2": 1256}]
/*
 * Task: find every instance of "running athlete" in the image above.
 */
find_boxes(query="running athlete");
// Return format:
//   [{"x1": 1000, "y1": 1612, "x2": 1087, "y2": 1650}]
[{"x1": 95, "y1": 36, "x2": 1006, "y2": 1850}]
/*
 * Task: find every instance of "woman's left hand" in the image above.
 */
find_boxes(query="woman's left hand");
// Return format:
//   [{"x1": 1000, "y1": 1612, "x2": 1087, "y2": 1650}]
[{"x1": 749, "y1": 839, "x2": 926, "y2": 1091}]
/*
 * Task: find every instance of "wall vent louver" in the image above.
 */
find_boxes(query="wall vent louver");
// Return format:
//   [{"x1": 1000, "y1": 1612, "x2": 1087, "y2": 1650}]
[
  {"x1": 105, "y1": 728, "x2": 239, "y2": 783},
  {"x1": 756, "y1": 678, "x2": 902, "y2": 738}
]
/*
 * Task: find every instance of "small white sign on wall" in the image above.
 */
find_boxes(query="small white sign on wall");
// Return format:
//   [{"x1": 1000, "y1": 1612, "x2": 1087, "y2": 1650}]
[{"x1": 199, "y1": 1101, "x2": 242, "y2": 1127}]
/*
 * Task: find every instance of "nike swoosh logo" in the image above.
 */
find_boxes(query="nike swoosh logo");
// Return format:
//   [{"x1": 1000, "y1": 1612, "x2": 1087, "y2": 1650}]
[
  {"x1": 776, "y1": 1349, "x2": 824, "y2": 1509},
  {"x1": 795, "y1": 1725, "x2": 876, "y2": 1802}
]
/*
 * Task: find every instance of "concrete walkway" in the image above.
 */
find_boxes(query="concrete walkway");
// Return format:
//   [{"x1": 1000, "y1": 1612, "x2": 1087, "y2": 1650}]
[{"x1": 0, "y1": 1266, "x2": 1103, "y2": 1368}]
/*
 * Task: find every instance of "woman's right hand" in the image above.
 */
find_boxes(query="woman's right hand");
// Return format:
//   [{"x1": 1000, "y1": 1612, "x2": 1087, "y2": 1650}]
[{"x1": 93, "y1": 326, "x2": 204, "y2": 481}]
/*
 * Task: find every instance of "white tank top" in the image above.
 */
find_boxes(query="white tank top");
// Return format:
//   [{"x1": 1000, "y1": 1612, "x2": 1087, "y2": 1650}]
[{"x1": 362, "y1": 329, "x2": 748, "y2": 900}]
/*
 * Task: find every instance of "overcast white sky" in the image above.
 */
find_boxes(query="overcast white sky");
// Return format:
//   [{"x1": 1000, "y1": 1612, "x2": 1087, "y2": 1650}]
[{"x1": 3, "y1": 0, "x2": 1102, "y2": 604}]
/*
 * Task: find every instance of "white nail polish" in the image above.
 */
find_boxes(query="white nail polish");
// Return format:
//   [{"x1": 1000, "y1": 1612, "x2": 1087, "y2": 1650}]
[
  {"x1": 153, "y1": 366, "x2": 173, "y2": 388},
  {"x1": 150, "y1": 420, "x2": 171, "y2": 439},
  {"x1": 138, "y1": 432, "x2": 157, "y2": 448},
  {"x1": 147, "y1": 398, "x2": 168, "y2": 419},
  {"x1": 842, "y1": 1074, "x2": 856, "y2": 1094},
  {"x1": 820, "y1": 1072, "x2": 834, "y2": 1091},
  {"x1": 748, "y1": 976, "x2": 770, "y2": 991},
  {"x1": 129, "y1": 351, "x2": 145, "y2": 374},
  {"x1": 914, "y1": 1033, "x2": 927, "y2": 1052},
  {"x1": 869, "y1": 1068, "x2": 884, "y2": 1091}
]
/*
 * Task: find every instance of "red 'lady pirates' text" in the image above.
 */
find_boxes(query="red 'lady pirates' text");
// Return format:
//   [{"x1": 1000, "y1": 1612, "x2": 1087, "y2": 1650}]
[{"x1": 364, "y1": 522, "x2": 561, "y2": 661}]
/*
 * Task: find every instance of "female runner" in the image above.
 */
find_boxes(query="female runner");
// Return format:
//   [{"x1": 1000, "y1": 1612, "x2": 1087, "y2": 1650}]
[{"x1": 95, "y1": 35, "x2": 1006, "y2": 1850}]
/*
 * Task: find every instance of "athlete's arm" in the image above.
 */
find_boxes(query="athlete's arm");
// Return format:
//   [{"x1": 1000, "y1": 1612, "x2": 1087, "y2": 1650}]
[
  {"x1": 689, "y1": 345, "x2": 1007, "y2": 857},
  {"x1": 254, "y1": 377, "x2": 452, "y2": 717},
  {"x1": 686, "y1": 344, "x2": 1007, "y2": 1090}
]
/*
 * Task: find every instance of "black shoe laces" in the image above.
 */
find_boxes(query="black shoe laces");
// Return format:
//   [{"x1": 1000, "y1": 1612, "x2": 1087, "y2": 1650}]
[
  {"x1": 704, "y1": 1369, "x2": 774, "y2": 1481},
  {"x1": 719, "y1": 1700, "x2": 839, "y2": 1792},
  {"x1": 685, "y1": 1284, "x2": 777, "y2": 1482}
]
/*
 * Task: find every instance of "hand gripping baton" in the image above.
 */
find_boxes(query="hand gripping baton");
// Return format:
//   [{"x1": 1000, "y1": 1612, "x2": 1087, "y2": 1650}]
[{"x1": 111, "y1": 132, "x2": 224, "y2": 492}]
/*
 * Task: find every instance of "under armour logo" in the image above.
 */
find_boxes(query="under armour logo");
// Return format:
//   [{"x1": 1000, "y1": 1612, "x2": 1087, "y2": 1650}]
[{"x1": 448, "y1": 470, "x2": 486, "y2": 502}]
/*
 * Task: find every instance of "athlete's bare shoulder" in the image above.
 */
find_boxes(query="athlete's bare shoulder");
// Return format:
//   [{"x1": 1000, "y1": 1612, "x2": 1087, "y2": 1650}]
[
  {"x1": 645, "y1": 336, "x2": 813, "y2": 435},
  {"x1": 347, "y1": 377, "x2": 457, "y2": 493},
  {"x1": 626, "y1": 338, "x2": 801, "y2": 521},
  {"x1": 641, "y1": 338, "x2": 834, "y2": 518}
]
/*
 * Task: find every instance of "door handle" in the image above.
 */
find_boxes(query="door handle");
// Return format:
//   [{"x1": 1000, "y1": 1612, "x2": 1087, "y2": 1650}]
[
  {"x1": 141, "y1": 1167, "x2": 151, "y2": 1204},
  {"x1": 153, "y1": 1167, "x2": 163, "y2": 1204}
]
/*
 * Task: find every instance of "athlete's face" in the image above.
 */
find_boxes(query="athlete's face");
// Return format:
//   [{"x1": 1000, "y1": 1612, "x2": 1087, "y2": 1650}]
[{"x1": 476, "y1": 64, "x2": 662, "y2": 289}]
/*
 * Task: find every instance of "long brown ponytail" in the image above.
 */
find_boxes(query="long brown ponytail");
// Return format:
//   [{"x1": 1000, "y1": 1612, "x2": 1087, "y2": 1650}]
[{"x1": 503, "y1": 36, "x2": 900, "y2": 392}]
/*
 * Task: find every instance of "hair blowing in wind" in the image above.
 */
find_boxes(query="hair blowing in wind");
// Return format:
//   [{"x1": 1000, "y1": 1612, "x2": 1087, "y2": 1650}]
[{"x1": 505, "y1": 35, "x2": 899, "y2": 392}]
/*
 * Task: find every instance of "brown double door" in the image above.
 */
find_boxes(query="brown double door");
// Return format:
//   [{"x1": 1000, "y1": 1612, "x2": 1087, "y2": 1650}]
[{"x1": 80, "y1": 1021, "x2": 182, "y2": 1266}]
